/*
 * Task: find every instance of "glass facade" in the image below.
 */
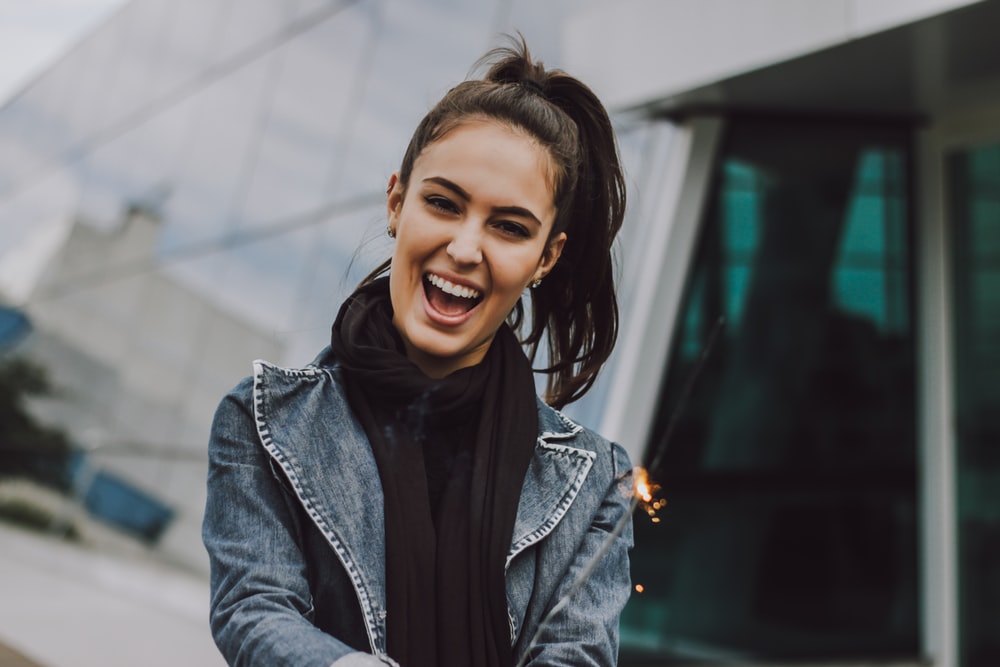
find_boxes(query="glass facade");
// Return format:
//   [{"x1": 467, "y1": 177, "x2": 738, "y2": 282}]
[
  {"x1": 621, "y1": 118, "x2": 919, "y2": 663},
  {"x1": 0, "y1": 0, "x2": 623, "y2": 571},
  {"x1": 948, "y1": 141, "x2": 1000, "y2": 667}
]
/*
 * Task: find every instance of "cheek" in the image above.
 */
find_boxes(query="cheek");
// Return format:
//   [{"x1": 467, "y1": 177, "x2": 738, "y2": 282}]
[{"x1": 492, "y1": 253, "x2": 541, "y2": 292}]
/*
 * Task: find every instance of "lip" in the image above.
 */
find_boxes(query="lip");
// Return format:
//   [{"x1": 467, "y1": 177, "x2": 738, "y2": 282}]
[{"x1": 422, "y1": 270, "x2": 485, "y2": 326}]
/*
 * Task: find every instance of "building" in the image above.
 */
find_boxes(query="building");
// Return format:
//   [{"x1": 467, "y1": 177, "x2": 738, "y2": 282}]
[
  {"x1": 0, "y1": 1, "x2": 996, "y2": 666},
  {"x1": 563, "y1": 2, "x2": 999, "y2": 666}
]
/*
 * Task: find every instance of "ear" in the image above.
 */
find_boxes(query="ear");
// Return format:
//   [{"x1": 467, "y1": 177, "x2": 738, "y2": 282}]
[
  {"x1": 534, "y1": 232, "x2": 567, "y2": 281},
  {"x1": 386, "y1": 172, "x2": 404, "y2": 230}
]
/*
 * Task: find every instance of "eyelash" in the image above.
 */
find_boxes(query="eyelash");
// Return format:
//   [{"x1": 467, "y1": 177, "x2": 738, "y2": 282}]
[
  {"x1": 425, "y1": 195, "x2": 458, "y2": 214},
  {"x1": 496, "y1": 221, "x2": 530, "y2": 238},
  {"x1": 423, "y1": 195, "x2": 530, "y2": 239}
]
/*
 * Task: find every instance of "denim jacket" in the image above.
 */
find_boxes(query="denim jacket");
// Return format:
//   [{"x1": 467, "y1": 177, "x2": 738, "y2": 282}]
[{"x1": 203, "y1": 353, "x2": 634, "y2": 667}]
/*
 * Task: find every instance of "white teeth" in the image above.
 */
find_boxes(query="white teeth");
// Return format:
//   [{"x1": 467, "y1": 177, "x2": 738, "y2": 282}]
[{"x1": 426, "y1": 273, "x2": 481, "y2": 299}]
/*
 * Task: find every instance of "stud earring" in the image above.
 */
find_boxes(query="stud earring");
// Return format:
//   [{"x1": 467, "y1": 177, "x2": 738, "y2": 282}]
[
  {"x1": 387, "y1": 225, "x2": 396, "y2": 239},
  {"x1": 530, "y1": 278, "x2": 542, "y2": 289}
]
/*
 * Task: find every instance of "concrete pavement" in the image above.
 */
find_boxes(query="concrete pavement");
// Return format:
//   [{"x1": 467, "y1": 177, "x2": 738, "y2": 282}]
[{"x1": 0, "y1": 522, "x2": 224, "y2": 667}]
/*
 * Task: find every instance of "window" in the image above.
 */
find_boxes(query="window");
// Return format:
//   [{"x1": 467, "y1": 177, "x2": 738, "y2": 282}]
[
  {"x1": 948, "y1": 141, "x2": 1000, "y2": 667},
  {"x1": 621, "y1": 118, "x2": 918, "y2": 663}
]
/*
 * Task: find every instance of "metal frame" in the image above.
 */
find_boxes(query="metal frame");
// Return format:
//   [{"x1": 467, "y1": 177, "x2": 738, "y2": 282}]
[
  {"x1": 917, "y1": 101, "x2": 1000, "y2": 667},
  {"x1": 600, "y1": 115, "x2": 724, "y2": 463}
]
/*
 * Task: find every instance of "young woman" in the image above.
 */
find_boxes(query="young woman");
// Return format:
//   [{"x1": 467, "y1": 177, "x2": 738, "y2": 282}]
[{"x1": 203, "y1": 38, "x2": 632, "y2": 667}]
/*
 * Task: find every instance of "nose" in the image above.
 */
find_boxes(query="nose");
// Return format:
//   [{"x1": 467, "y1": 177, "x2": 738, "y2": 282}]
[{"x1": 446, "y1": 222, "x2": 483, "y2": 265}]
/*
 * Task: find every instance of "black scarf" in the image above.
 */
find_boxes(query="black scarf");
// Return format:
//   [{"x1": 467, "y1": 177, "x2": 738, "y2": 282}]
[{"x1": 331, "y1": 277, "x2": 538, "y2": 667}]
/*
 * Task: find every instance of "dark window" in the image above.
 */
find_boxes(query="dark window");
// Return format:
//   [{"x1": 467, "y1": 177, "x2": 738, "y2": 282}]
[
  {"x1": 948, "y1": 141, "x2": 1000, "y2": 667},
  {"x1": 621, "y1": 118, "x2": 918, "y2": 663}
]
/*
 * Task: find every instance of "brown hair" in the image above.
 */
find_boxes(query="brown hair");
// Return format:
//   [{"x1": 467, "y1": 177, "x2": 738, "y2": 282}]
[{"x1": 366, "y1": 36, "x2": 626, "y2": 409}]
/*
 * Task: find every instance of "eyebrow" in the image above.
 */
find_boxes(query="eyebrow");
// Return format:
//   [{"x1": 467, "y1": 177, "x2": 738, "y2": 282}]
[{"x1": 423, "y1": 176, "x2": 543, "y2": 227}]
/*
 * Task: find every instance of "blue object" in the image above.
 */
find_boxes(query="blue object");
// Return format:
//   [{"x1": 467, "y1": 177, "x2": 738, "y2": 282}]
[
  {"x1": 69, "y1": 452, "x2": 175, "y2": 542},
  {"x1": 81, "y1": 470, "x2": 175, "y2": 542},
  {"x1": 0, "y1": 306, "x2": 31, "y2": 352}
]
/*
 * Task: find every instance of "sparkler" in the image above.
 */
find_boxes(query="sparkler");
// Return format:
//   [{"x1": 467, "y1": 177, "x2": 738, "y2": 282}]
[{"x1": 514, "y1": 317, "x2": 724, "y2": 666}]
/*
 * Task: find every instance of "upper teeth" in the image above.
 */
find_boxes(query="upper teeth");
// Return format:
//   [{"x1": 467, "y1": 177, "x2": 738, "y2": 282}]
[{"x1": 427, "y1": 273, "x2": 481, "y2": 299}]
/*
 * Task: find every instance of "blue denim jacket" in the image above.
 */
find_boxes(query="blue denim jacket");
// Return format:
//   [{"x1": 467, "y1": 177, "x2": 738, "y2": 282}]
[{"x1": 203, "y1": 353, "x2": 634, "y2": 667}]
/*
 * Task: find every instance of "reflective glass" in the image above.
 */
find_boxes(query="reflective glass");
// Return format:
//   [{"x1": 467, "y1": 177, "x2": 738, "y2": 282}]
[
  {"x1": 98, "y1": 0, "x2": 172, "y2": 127},
  {"x1": 71, "y1": 1, "x2": 148, "y2": 139},
  {"x1": 333, "y1": 0, "x2": 498, "y2": 200},
  {"x1": 159, "y1": 50, "x2": 277, "y2": 253},
  {"x1": 621, "y1": 118, "x2": 918, "y2": 663},
  {"x1": 56, "y1": 11, "x2": 127, "y2": 148},
  {"x1": 281, "y1": 204, "x2": 391, "y2": 365},
  {"x1": 148, "y1": 0, "x2": 229, "y2": 101},
  {"x1": 74, "y1": 92, "x2": 196, "y2": 237},
  {"x1": 234, "y1": 4, "x2": 375, "y2": 230},
  {"x1": 0, "y1": 75, "x2": 78, "y2": 195},
  {"x1": 6, "y1": 53, "x2": 77, "y2": 166},
  {"x1": 212, "y1": 0, "x2": 296, "y2": 66},
  {"x1": 292, "y1": 0, "x2": 338, "y2": 21},
  {"x1": 948, "y1": 141, "x2": 1000, "y2": 667},
  {"x1": 0, "y1": 169, "x2": 80, "y2": 301}
]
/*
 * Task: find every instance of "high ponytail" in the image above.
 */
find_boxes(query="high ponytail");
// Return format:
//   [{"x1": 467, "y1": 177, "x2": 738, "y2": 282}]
[{"x1": 376, "y1": 35, "x2": 626, "y2": 409}]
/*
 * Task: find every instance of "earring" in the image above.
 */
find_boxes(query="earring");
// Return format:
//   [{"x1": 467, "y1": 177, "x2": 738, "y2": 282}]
[
  {"x1": 387, "y1": 225, "x2": 396, "y2": 239},
  {"x1": 530, "y1": 278, "x2": 542, "y2": 289}
]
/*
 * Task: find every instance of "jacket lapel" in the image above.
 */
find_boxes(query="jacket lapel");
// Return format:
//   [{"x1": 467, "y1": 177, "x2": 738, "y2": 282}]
[
  {"x1": 507, "y1": 407, "x2": 595, "y2": 567},
  {"x1": 252, "y1": 360, "x2": 388, "y2": 652}
]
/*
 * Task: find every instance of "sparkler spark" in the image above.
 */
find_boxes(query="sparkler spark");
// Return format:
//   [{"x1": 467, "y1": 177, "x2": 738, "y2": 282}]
[
  {"x1": 635, "y1": 468, "x2": 653, "y2": 503},
  {"x1": 633, "y1": 466, "x2": 666, "y2": 524}
]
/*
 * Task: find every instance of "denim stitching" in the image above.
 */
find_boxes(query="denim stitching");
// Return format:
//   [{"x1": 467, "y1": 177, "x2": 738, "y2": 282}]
[
  {"x1": 538, "y1": 406, "x2": 583, "y2": 442},
  {"x1": 505, "y1": 442, "x2": 595, "y2": 568},
  {"x1": 253, "y1": 361, "x2": 384, "y2": 654}
]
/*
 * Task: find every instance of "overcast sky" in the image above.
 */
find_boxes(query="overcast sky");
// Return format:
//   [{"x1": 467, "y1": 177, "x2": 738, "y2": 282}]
[{"x1": 0, "y1": 0, "x2": 128, "y2": 105}]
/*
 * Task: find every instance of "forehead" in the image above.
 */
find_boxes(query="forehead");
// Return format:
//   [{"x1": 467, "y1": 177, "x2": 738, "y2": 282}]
[{"x1": 413, "y1": 120, "x2": 557, "y2": 202}]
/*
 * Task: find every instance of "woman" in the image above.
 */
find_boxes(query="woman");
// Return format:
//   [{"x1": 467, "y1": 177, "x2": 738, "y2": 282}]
[{"x1": 203, "y1": 37, "x2": 632, "y2": 667}]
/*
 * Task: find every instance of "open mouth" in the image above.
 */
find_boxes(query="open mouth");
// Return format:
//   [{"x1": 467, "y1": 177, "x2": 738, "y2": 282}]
[{"x1": 424, "y1": 273, "x2": 483, "y2": 317}]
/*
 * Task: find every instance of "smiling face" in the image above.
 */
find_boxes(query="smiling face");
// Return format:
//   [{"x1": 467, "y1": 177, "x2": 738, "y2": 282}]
[{"x1": 387, "y1": 119, "x2": 566, "y2": 378}]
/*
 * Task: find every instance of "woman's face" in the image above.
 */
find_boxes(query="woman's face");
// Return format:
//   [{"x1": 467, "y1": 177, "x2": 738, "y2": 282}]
[{"x1": 387, "y1": 119, "x2": 566, "y2": 378}]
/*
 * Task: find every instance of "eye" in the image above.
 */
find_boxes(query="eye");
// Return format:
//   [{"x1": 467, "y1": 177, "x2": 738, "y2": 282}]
[
  {"x1": 425, "y1": 195, "x2": 458, "y2": 214},
  {"x1": 496, "y1": 220, "x2": 530, "y2": 238}
]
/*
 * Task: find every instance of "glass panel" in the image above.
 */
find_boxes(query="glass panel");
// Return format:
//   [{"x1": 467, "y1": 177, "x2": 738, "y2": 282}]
[
  {"x1": 948, "y1": 141, "x2": 1000, "y2": 667},
  {"x1": 212, "y1": 0, "x2": 295, "y2": 66},
  {"x1": 149, "y1": 0, "x2": 229, "y2": 101},
  {"x1": 333, "y1": 0, "x2": 498, "y2": 200},
  {"x1": 621, "y1": 118, "x2": 918, "y2": 663},
  {"x1": 158, "y1": 51, "x2": 276, "y2": 253},
  {"x1": 233, "y1": 5, "x2": 375, "y2": 230},
  {"x1": 74, "y1": 96, "x2": 195, "y2": 236},
  {"x1": 280, "y1": 203, "x2": 391, "y2": 366},
  {"x1": 98, "y1": 0, "x2": 173, "y2": 126},
  {"x1": 56, "y1": 11, "x2": 127, "y2": 148}
]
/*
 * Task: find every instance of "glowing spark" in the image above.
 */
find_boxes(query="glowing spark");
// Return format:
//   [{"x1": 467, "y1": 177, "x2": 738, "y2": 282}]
[
  {"x1": 632, "y1": 466, "x2": 665, "y2": 523},
  {"x1": 634, "y1": 584, "x2": 645, "y2": 593},
  {"x1": 634, "y1": 467, "x2": 653, "y2": 503}
]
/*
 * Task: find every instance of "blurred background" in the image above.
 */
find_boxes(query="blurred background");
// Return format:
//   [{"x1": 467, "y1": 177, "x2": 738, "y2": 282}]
[{"x1": 0, "y1": 0, "x2": 997, "y2": 666}]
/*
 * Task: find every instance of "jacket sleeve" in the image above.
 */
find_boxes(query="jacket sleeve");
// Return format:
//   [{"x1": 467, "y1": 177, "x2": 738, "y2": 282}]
[
  {"x1": 519, "y1": 442, "x2": 635, "y2": 667},
  {"x1": 202, "y1": 378, "x2": 397, "y2": 667}
]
